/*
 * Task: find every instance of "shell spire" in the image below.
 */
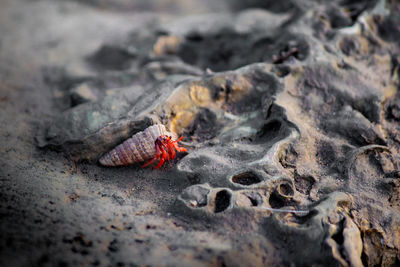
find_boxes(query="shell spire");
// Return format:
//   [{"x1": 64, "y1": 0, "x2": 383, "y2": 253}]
[{"x1": 99, "y1": 124, "x2": 185, "y2": 168}]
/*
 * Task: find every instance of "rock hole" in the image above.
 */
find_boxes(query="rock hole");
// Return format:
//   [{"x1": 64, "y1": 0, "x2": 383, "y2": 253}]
[
  {"x1": 331, "y1": 218, "x2": 345, "y2": 245},
  {"x1": 361, "y1": 250, "x2": 369, "y2": 267},
  {"x1": 264, "y1": 120, "x2": 281, "y2": 132},
  {"x1": 186, "y1": 32, "x2": 204, "y2": 42},
  {"x1": 385, "y1": 93, "x2": 400, "y2": 122},
  {"x1": 217, "y1": 255, "x2": 227, "y2": 267},
  {"x1": 231, "y1": 172, "x2": 262, "y2": 186},
  {"x1": 214, "y1": 190, "x2": 231, "y2": 213},
  {"x1": 294, "y1": 174, "x2": 314, "y2": 195},
  {"x1": 277, "y1": 183, "x2": 294, "y2": 197},
  {"x1": 268, "y1": 192, "x2": 285, "y2": 208},
  {"x1": 256, "y1": 120, "x2": 282, "y2": 142},
  {"x1": 247, "y1": 196, "x2": 258, "y2": 206},
  {"x1": 270, "y1": 182, "x2": 295, "y2": 208}
]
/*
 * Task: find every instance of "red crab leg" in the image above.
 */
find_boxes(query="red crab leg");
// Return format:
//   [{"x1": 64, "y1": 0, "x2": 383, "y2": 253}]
[
  {"x1": 165, "y1": 139, "x2": 176, "y2": 160},
  {"x1": 175, "y1": 136, "x2": 183, "y2": 142},
  {"x1": 169, "y1": 146, "x2": 176, "y2": 160},
  {"x1": 173, "y1": 142, "x2": 187, "y2": 152},
  {"x1": 157, "y1": 138, "x2": 175, "y2": 164},
  {"x1": 141, "y1": 145, "x2": 161, "y2": 168},
  {"x1": 172, "y1": 136, "x2": 187, "y2": 152},
  {"x1": 159, "y1": 141, "x2": 171, "y2": 161},
  {"x1": 154, "y1": 146, "x2": 168, "y2": 169}
]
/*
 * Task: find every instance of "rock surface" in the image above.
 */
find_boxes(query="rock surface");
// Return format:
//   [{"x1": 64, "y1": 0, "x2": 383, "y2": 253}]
[{"x1": 1, "y1": 0, "x2": 400, "y2": 266}]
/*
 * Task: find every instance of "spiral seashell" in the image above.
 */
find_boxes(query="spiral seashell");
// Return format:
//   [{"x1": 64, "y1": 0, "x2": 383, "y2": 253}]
[{"x1": 99, "y1": 124, "x2": 175, "y2": 166}]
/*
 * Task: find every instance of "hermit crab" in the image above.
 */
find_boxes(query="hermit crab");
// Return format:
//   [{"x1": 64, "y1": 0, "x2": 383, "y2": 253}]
[{"x1": 99, "y1": 124, "x2": 187, "y2": 169}]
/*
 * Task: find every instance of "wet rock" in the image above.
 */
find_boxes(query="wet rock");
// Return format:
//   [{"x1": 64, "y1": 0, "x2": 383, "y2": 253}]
[
  {"x1": 176, "y1": 174, "x2": 304, "y2": 219},
  {"x1": 153, "y1": 35, "x2": 182, "y2": 57},
  {"x1": 86, "y1": 45, "x2": 137, "y2": 71},
  {"x1": 385, "y1": 93, "x2": 400, "y2": 122},
  {"x1": 339, "y1": 36, "x2": 362, "y2": 56},
  {"x1": 180, "y1": 184, "x2": 210, "y2": 208},
  {"x1": 175, "y1": 184, "x2": 235, "y2": 219},
  {"x1": 236, "y1": 190, "x2": 264, "y2": 207},
  {"x1": 327, "y1": 5, "x2": 353, "y2": 29},
  {"x1": 176, "y1": 30, "x2": 310, "y2": 71},
  {"x1": 229, "y1": 0, "x2": 299, "y2": 13},
  {"x1": 264, "y1": 192, "x2": 360, "y2": 266},
  {"x1": 36, "y1": 80, "x2": 172, "y2": 160},
  {"x1": 38, "y1": 63, "x2": 285, "y2": 162},
  {"x1": 375, "y1": 13, "x2": 400, "y2": 45},
  {"x1": 158, "y1": 10, "x2": 309, "y2": 71},
  {"x1": 322, "y1": 109, "x2": 386, "y2": 146},
  {"x1": 269, "y1": 180, "x2": 295, "y2": 208},
  {"x1": 342, "y1": 216, "x2": 363, "y2": 267},
  {"x1": 69, "y1": 82, "x2": 102, "y2": 106},
  {"x1": 144, "y1": 59, "x2": 204, "y2": 80},
  {"x1": 234, "y1": 9, "x2": 291, "y2": 33}
]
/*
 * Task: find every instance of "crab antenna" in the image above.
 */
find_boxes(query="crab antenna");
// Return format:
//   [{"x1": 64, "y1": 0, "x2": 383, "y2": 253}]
[{"x1": 174, "y1": 136, "x2": 183, "y2": 142}]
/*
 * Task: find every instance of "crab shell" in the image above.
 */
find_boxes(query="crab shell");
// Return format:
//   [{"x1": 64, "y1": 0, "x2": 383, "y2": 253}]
[{"x1": 99, "y1": 124, "x2": 176, "y2": 166}]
